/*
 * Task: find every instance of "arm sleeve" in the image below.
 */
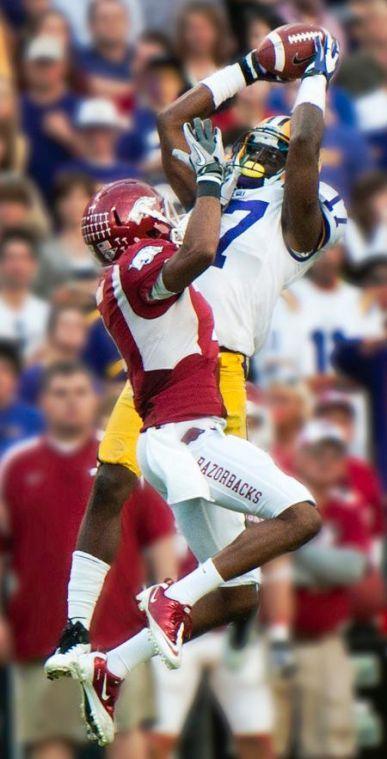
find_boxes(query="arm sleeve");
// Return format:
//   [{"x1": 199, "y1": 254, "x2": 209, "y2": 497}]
[
  {"x1": 318, "y1": 182, "x2": 348, "y2": 253},
  {"x1": 294, "y1": 544, "x2": 367, "y2": 586}
]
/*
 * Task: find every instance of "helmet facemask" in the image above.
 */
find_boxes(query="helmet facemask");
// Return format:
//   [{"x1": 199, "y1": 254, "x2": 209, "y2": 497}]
[{"x1": 232, "y1": 127, "x2": 289, "y2": 187}]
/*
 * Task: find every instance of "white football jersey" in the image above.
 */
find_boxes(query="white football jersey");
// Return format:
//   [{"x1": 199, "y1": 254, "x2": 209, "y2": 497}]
[
  {"x1": 196, "y1": 180, "x2": 347, "y2": 357},
  {"x1": 259, "y1": 279, "x2": 368, "y2": 382}
]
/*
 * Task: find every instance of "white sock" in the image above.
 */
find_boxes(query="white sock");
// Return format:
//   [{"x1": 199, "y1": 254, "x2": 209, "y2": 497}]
[
  {"x1": 107, "y1": 629, "x2": 155, "y2": 679},
  {"x1": 68, "y1": 550, "x2": 110, "y2": 629},
  {"x1": 165, "y1": 558, "x2": 224, "y2": 607}
]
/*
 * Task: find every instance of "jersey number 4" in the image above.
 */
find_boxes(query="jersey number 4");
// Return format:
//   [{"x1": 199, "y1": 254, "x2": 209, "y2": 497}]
[{"x1": 214, "y1": 200, "x2": 269, "y2": 269}]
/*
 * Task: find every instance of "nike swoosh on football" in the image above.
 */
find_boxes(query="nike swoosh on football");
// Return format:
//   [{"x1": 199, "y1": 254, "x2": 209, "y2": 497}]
[{"x1": 292, "y1": 53, "x2": 314, "y2": 65}]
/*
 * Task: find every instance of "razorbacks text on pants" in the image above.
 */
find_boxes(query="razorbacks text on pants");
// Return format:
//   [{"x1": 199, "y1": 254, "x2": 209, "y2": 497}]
[{"x1": 197, "y1": 457, "x2": 263, "y2": 505}]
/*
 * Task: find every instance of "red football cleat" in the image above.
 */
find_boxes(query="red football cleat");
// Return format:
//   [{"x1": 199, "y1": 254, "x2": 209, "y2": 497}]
[
  {"x1": 136, "y1": 581, "x2": 192, "y2": 669},
  {"x1": 75, "y1": 652, "x2": 122, "y2": 746}
]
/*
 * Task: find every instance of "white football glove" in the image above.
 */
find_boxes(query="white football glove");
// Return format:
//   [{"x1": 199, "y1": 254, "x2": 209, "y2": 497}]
[{"x1": 173, "y1": 117, "x2": 225, "y2": 185}]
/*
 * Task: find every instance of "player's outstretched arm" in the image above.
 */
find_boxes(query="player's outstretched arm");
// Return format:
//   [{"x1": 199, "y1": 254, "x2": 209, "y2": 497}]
[
  {"x1": 162, "y1": 119, "x2": 223, "y2": 293},
  {"x1": 158, "y1": 53, "x2": 283, "y2": 209},
  {"x1": 282, "y1": 34, "x2": 340, "y2": 255}
]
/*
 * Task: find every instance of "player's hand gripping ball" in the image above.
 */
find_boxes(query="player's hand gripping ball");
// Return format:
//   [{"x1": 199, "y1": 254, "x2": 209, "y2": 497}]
[{"x1": 255, "y1": 23, "x2": 326, "y2": 80}]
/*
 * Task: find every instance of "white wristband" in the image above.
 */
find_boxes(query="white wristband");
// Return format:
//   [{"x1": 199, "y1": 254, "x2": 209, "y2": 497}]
[
  {"x1": 201, "y1": 63, "x2": 246, "y2": 109},
  {"x1": 292, "y1": 74, "x2": 327, "y2": 114}
]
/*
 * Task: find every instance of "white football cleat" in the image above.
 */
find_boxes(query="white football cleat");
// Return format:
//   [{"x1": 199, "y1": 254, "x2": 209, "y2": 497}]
[{"x1": 45, "y1": 620, "x2": 90, "y2": 680}]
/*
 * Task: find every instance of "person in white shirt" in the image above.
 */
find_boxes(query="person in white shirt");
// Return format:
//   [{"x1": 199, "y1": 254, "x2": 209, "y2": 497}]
[
  {"x1": 0, "y1": 229, "x2": 49, "y2": 356},
  {"x1": 259, "y1": 245, "x2": 369, "y2": 385}
]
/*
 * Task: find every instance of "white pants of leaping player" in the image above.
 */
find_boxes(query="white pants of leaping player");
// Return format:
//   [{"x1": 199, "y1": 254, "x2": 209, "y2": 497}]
[{"x1": 137, "y1": 417, "x2": 314, "y2": 588}]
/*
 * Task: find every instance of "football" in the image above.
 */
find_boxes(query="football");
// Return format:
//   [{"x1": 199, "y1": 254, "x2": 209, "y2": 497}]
[{"x1": 255, "y1": 23, "x2": 326, "y2": 80}]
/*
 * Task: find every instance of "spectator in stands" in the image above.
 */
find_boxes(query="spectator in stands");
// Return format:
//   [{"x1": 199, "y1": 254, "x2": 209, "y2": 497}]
[
  {"x1": 262, "y1": 247, "x2": 368, "y2": 389},
  {"x1": 120, "y1": 56, "x2": 187, "y2": 177},
  {"x1": 39, "y1": 171, "x2": 98, "y2": 295},
  {"x1": 19, "y1": 305, "x2": 89, "y2": 404},
  {"x1": 0, "y1": 360, "x2": 175, "y2": 759},
  {"x1": 359, "y1": 258, "x2": 387, "y2": 336},
  {"x1": 290, "y1": 246, "x2": 368, "y2": 384},
  {"x1": 0, "y1": 340, "x2": 44, "y2": 458},
  {"x1": 266, "y1": 381, "x2": 310, "y2": 474},
  {"x1": 285, "y1": 421, "x2": 369, "y2": 758},
  {"x1": 77, "y1": 0, "x2": 134, "y2": 108},
  {"x1": 0, "y1": 229, "x2": 49, "y2": 356},
  {"x1": 2, "y1": 0, "x2": 52, "y2": 31},
  {"x1": 333, "y1": 324, "x2": 387, "y2": 494},
  {"x1": 176, "y1": 2, "x2": 234, "y2": 85},
  {"x1": 354, "y1": 5, "x2": 387, "y2": 169},
  {"x1": 243, "y1": 5, "x2": 285, "y2": 52},
  {"x1": 0, "y1": 175, "x2": 50, "y2": 239},
  {"x1": 314, "y1": 392, "x2": 384, "y2": 561},
  {"x1": 28, "y1": 8, "x2": 73, "y2": 52},
  {"x1": 64, "y1": 97, "x2": 136, "y2": 185},
  {"x1": 346, "y1": 171, "x2": 387, "y2": 270},
  {"x1": 131, "y1": 30, "x2": 173, "y2": 79},
  {"x1": 0, "y1": 76, "x2": 26, "y2": 172},
  {"x1": 21, "y1": 35, "x2": 80, "y2": 201},
  {"x1": 83, "y1": 309, "x2": 125, "y2": 384}
]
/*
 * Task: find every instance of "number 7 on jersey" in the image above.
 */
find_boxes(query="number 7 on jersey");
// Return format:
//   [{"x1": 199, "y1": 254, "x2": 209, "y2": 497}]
[{"x1": 214, "y1": 200, "x2": 269, "y2": 269}]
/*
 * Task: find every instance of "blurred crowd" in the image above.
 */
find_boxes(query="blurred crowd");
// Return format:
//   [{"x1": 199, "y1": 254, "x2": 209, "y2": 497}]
[{"x1": 0, "y1": 0, "x2": 386, "y2": 757}]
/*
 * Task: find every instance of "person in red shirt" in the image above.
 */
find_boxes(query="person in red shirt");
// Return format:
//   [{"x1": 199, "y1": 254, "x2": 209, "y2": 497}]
[
  {"x1": 282, "y1": 420, "x2": 370, "y2": 758},
  {"x1": 0, "y1": 361, "x2": 175, "y2": 759},
  {"x1": 314, "y1": 391, "x2": 385, "y2": 554},
  {"x1": 266, "y1": 381, "x2": 311, "y2": 475}
]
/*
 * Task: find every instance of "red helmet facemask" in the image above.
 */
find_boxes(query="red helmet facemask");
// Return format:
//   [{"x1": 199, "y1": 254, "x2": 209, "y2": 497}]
[{"x1": 81, "y1": 179, "x2": 174, "y2": 265}]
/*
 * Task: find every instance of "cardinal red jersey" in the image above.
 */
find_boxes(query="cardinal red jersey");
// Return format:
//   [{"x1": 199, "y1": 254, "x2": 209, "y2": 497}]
[
  {"x1": 295, "y1": 493, "x2": 369, "y2": 639},
  {"x1": 91, "y1": 481, "x2": 174, "y2": 650},
  {"x1": 346, "y1": 456, "x2": 384, "y2": 538},
  {"x1": 97, "y1": 238, "x2": 224, "y2": 429},
  {"x1": 0, "y1": 435, "x2": 98, "y2": 661},
  {"x1": 0, "y1": 437, "x2": 174, "y2": 660}
]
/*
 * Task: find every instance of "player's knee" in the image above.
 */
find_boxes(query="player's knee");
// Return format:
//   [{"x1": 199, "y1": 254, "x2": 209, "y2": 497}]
[
  {"x1": 89, "y1": 463, "x2": 137, "y2": 516},
  {"x1": 279, "y1": 501, "x2": 321, "y2": 550}
]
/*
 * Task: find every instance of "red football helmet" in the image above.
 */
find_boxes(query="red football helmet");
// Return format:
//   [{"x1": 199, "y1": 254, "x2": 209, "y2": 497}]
[{"x1": 81, "y1": 179, "x2": 174, "y2": 265}]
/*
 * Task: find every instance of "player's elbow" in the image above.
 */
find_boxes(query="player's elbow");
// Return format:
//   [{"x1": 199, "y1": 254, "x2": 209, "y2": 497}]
[
  {"x1": 157, "y1": 105, "x2": 178, "y2": 133},
  {"x1": 278, "y1": 502, "x2": 322, "y2": 552}
]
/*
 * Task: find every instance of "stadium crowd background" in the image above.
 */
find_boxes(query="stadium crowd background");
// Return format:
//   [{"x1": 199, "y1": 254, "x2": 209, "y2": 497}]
[{"x1": 0, "y1": 0, "x2": 386, "y2": 757}]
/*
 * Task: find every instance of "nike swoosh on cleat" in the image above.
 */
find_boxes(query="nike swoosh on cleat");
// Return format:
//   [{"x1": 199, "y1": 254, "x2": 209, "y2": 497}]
[
  {"x1": 149, "y1": 587, "x2": 160, "y2": 603},
  {"x1": 100, "y1": 673, "x2": 109, "y2": 703}
]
